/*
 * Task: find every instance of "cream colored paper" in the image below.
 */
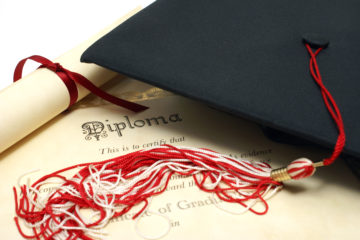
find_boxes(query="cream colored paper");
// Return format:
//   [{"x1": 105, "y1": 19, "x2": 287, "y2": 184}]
[
  {"x1": 0, "y1": 7, "x2": 142, "y2": 154},
  {"x1": 0, "y1": 76, "x2": 359, "y2": 240}
]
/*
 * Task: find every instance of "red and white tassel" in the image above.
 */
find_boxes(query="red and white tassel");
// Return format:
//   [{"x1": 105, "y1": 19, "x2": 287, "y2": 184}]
[{"x1": 14, "y1": 145, "x2": 298, "y2": 240}]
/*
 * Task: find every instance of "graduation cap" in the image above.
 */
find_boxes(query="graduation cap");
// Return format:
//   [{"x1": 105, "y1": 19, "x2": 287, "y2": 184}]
[
  {"x1": 81, "y1": 0, "x2": 360, "y2": 170},
  {"x1": 12, "y1": 2, "x2": 360, "y2": 237}
]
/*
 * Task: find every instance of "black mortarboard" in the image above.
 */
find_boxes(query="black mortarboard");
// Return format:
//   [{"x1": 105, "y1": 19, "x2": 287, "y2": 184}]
[{"x1": 81, "y1": 0, "x2": 360, "y2": 160}]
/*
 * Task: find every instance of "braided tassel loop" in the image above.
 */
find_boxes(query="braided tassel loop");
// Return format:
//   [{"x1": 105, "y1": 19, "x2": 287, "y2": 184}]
[
  {"x1": 268, "y1": 42, "x2": 347, "y2": 183},
  {"x1": 14, "y1": 145, "x2": 282, "y2": 240}
]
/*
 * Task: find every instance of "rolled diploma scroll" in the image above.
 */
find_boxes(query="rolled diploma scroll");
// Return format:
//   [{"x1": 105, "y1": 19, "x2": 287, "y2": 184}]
[{"x1": 0, "y1": 7, "x2": 142, "y2": 153}]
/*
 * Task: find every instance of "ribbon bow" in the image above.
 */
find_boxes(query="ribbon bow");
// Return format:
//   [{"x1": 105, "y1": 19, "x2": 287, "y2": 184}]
[{"x1": 14, "y1": 55, "x2": 148, "y2": 112}]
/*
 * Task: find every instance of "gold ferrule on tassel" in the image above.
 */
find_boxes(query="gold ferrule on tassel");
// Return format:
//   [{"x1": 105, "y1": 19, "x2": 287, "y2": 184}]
[
  {"x1": 270, "y1": 167, "x2": 291, "y2": 182},
  {"x1": 312, "y1": 161, "x2": 324, "y2": 168}
]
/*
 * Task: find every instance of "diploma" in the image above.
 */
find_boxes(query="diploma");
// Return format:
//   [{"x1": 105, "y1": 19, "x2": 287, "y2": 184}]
[
  {"x1": 0, "y1": 7, "x2": 142, "y2": 154},
  {"x1": 0, "y1": 77, "x2": 359, "y2": 239}
]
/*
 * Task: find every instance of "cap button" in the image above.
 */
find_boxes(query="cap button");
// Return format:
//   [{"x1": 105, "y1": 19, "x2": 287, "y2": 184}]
[{"x1": 302, "y1": 33, "x2": 329, "y2": 48}]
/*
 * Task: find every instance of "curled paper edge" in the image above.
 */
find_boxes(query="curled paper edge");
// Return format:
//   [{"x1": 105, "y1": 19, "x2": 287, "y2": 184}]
[{"x1": 0, "y1": 7, "x2": 143, "y2": 154}]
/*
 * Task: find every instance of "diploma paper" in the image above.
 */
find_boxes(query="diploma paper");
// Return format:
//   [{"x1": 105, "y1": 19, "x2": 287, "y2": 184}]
[
  {"x1": 0, "y1": 76, "x2": 359, "y2": 239},
  {"x1": 0, "y1": 7, "x2": 142, "y2": 154}
]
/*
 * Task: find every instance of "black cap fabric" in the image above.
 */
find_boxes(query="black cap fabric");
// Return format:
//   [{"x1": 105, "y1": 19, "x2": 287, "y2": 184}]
[{"x1": 81, "y1": 0, "x2": 360, "y2": 159}]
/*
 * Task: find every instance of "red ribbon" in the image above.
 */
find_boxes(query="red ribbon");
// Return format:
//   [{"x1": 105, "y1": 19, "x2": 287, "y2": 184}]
[
  {"x1": 13, "y1": 55, "x2": 148, "y2": 112},
  {"x1": 305, "y1": 44, "x2": 346, "y2": 165}
]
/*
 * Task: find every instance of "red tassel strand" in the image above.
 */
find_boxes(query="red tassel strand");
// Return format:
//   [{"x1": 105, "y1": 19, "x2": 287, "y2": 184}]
[
  {"x1": 14, "y1": 145, "x2": 281, "y2": 239},
  {"x1": 305, "y1": 44, "x2": 346, "y2": 166},
  {"x1": 271, "y1": 44, "x2": 347, "y2": 180}
]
